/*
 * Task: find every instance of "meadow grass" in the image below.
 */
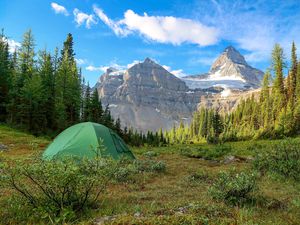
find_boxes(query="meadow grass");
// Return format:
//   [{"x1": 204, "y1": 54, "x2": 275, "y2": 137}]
[{"x1": 0, "y1": 125, "x2": 299, "y2": 224}]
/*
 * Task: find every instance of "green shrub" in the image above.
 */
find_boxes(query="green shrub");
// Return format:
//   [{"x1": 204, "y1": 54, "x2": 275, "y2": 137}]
[
  {"x1": 186, "y1": 169, "x2": 210, "y2": 183},
  {"x1": 1, "y1": 156, "x2": 116, "y2": 223},
  {"x1": 113, "y1": 164, "x2": 137, "y2": 183},
  {"x1": 150, "y1": 160, "x2": 166, "y2": 172},
  {"x1": 112, "y1": 158, "x2": 166, "y2": 183},
  {"x1": 134, "y1": 159, "x2": 166, "y2": 173},
  {"x1": 253, "y1": 138, "x2": 300, "y2": 180},
  {"x1": 181, "y1": 145, "x2": 231, "y2": 160},
  {"x1": 208, "y1": 170, "x2": 258, "y2": 205},
  {"x1": 143, "y1": 151, "x2": 159, "y2": 158}
]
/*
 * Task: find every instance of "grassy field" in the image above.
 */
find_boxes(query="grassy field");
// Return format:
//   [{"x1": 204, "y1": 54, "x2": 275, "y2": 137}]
[{"x1": 1, "y1": 124, "x2": 300, "y2": 224}]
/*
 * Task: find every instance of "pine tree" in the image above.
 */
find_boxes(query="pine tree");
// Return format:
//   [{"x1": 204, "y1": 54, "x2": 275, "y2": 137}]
[
  {"x1": 272, "y1": 44, "x2": 286, "y2": 110},
  {"x1": 55, "y1": 33, "x2": 81, "y2": 129},
  {"x1": 89, "y1": 89, "x2": 103, "y2": 123},
  {"x1": 288, "y1": 42, "x2": 297, "y2": 108},
  {"x1": 114, "y1": 118, "x2": 122, "y2": 136},
  {"x1": 0, "y1": 30, "x2": 11, "y2": 121},
  {"x1": 38, "y1": 50, "x2": 55, "y2": 129},
  {"x1": 102, "y1": 105, "x2": 114, "y2": 129},
  {"x1": 82, "y1": 83, "x2": 91, "y2": 121},
  {"x1": 17, "y1": 29, "x2": 45, "y2": 131}
]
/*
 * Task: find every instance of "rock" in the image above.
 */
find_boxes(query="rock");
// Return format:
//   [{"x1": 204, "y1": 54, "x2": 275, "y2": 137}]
[
  {"x1": 0, "y1": 143, "x2": 8, "y2": 151},
  {"x1": 93, "y1": 216, "x2": 116, "y2": 225},
  {"x1": 222, "y1": 155, "x2": 239, "y2": 164},
  {"x1": 198, "y1": 88, "x2": 261, "y2": 114},
  {"x1": 245, "y1": 156, "x2": 254, "y2": 162},
  {"x1": 222, "y1": 155, "x2": 254, "y2": 164},
  {"x1": 134, "y1": 212, "x2": 141, "y2": 217}
]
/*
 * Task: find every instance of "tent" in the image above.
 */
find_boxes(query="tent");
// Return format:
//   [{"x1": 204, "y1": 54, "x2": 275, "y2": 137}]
[{"x1": 42, "y1": 122, "x2": 135, "y2": 160}]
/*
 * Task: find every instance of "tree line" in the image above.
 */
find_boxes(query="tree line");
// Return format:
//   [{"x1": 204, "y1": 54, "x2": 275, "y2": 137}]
[
  {"x1": 0, "y1": 29, "x2": 167, "y2": 147},
  {"x1": 166, "y1": 42, "x2": 300, "y2": 144}
]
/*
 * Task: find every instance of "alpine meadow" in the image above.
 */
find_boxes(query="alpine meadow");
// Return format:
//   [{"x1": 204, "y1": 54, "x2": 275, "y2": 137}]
[{"x1": 1, "y1": 1, "x2": 300, "y2": 224}]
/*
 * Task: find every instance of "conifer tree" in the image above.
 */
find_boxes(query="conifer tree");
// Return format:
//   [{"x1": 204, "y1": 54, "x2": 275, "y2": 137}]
[
  {"x1": 272, "y1": 44, "x2": 286, "y2": 110},
  {"x1": 288, "y1": 42, "x2": 297, "y2": 107},
  {"x1": 17, "y1": 29, "x2": 46, "y2": 131},
  {"x1": 0, "y1": 30, "x2": 11, "y2": 121},
  {"x1": 82, "y1": 83, "x2": 91, "y2": 121},
  {"x1": 55, "y1": 33, "x2": 81, "y2": 129},
  {"x1": 89, "y1": 89, "x2": 103, "y2": 123},
  {"x1": 114, "y1": 118, "x2": 122, "y2": 136},
  {"x1": 38, "y1": 50, "x2": 55, "y2": 129}
]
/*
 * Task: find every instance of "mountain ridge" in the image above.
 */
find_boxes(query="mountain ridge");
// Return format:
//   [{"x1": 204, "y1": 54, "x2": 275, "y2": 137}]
[{"x1": 96, "y1": 46, "x2": 264, "y2": 131}]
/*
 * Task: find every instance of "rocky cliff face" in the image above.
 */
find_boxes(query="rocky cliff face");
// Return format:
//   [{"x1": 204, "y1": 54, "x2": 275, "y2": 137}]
[
  {"x1": 198, "y1": 88, "x2": 261, "y2": 113},
  {"x1": 96, "y1": 47, "x2": 263, "y2": 132},
  {"x1": 97, "y1": 58, "x2": 206, "y2": 132}
]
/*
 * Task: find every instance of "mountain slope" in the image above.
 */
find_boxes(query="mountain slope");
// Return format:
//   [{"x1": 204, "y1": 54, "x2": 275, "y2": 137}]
[
  {"x1": 96, "y1": 46, "x2": 264, "y2": 132},
  {"x1": 97, "y1": 58, "x2": 205, "y2": 132},
  {"x1": 183, "y1": 46, "x2": 264, "y2": 90}
]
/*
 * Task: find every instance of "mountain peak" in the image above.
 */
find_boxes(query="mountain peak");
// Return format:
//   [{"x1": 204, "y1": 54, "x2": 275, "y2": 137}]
[
  {"x1": 222, "y1": 46, "x2": 246, "y2": 65},
  {"x1": 143, "y1": 57, "x2": 156, "y2": 64},
  {"x1": 106, "y1": 67, "x2": 118, "y2": 74},
  {"x1": 224, "y1": 45, "x2": 237, "y2": 52},
  {"x1": 205, "y1": 46, "x2": 263, "y2": 87}
]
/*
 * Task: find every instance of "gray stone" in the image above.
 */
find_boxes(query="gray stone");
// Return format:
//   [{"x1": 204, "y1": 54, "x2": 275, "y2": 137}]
[
  {"x1": 222, "y1": 155, "x2": 238, "y2": 164},
  {"x1": 134, "y1": 212, "x2": 141, "y2": 217},
  {"x1": 93, "y1": 216, "x2": 116, "y2": 225},
  {"x1": 0, "y1": 143, "x2": 8, "y2": 151}
]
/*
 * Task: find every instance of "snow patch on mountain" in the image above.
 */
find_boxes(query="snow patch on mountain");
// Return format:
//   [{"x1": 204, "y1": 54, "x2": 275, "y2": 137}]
[{"x1": 182, "y1": 78, "x2": 248, "y2": 90}]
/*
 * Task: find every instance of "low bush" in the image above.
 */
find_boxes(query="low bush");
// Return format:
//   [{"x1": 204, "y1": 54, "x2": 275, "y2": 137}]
[
  {"x1": 134, "y1": 159, "x2": 166, "y2": 173},
  {"x1": 112, "y1": 158, "x2": 166, "y2": 183},
  {"x1": 186, "y1": 169, "x2": 211, "y2": 183},
  {"x1": 113, "y1": 164, "x2": 137, "y2": 183},
  {"x1": 181, "y1": 145, "x2": 231, "y2": 160},
  {"x1": 208, "y1": 170, "x2": 258, "y2": 205},
  {"x1": 253, "y1": 138, "x2": 300, "y2": 180},
  {"x1": 1, "y1": 155, "x2": 116, "y2": 223},
  {"x1": 143, "y1": 151, "x2": 159, "y2": 158}
]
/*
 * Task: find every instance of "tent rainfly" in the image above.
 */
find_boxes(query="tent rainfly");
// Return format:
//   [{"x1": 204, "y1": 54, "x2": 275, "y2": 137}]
[{"x1": 42, "y1": 122, "x2": 135, "y2": 160}]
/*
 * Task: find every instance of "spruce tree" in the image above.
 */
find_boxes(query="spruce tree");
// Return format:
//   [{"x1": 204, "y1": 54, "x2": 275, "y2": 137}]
[
  {"x1": 55, "y1": 33, "x2": 81, "y2": 129},
  {"x1": 288, "y1": 42, "x2": 297, "y2": 107},
  {"x1": 0, "y1": 31, "x2": 11, "y2": 121},
  {"x1": 82, "y1": 83, "x2": 91, "y2": 121},
  {"x1": 272, "y1": 44, "x2": 286, "y2": 110},
  {"x1": 38, "y1": 50, "x2": 55, "y2": 129},
  {"x1": 89, "y1": 89, "x2": 103, "y2": 123}
]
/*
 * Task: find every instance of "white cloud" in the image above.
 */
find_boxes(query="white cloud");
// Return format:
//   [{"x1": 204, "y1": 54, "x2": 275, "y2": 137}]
[
  {"x1": 162, "y1": 65, "x2": 171, "y2": 71},
  {"x1": 93, "y1": 6, "x2": 219, "y2": 46},
  {"x1": 73, "y1": 8, "x2": 97, "y2": 29},
  {"x1": 163, "y1": 65, "x2": 186, "y2": 78},
  {"x1": 170, "y1": 69, "x2": 186, "y2": 78},
  {"x1": 86, "y1": 61, "x2": 126, "y2": 73},
  {"x1": 93, "y1": 6, "x2": 130, "y2": 36},
  {"x1": 127, "y1": 60, "x2": 141, "y2": 68},
  {"x1": 51, "y1": 2, "x2": 69, "y2": 16},
  {"x1": 86, "y1": 65, "x2": 107, "y2": 72},
  {"x1": 75, "y1": 58, "x2": 87, "y2": 65},
  {"x1": 2, "y1": 37, "x2": 21, "y2": 53}
]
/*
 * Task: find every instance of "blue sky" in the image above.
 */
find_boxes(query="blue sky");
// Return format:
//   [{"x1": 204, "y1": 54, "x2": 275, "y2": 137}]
[{"x1": 1, "y1": 0, "x2": 300, "y2": 85}]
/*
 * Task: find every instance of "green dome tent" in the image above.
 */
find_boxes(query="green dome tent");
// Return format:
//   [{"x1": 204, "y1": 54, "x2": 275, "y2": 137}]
[{"x1": 42, "y1": 122, "x2": 135, "y2": 160}]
